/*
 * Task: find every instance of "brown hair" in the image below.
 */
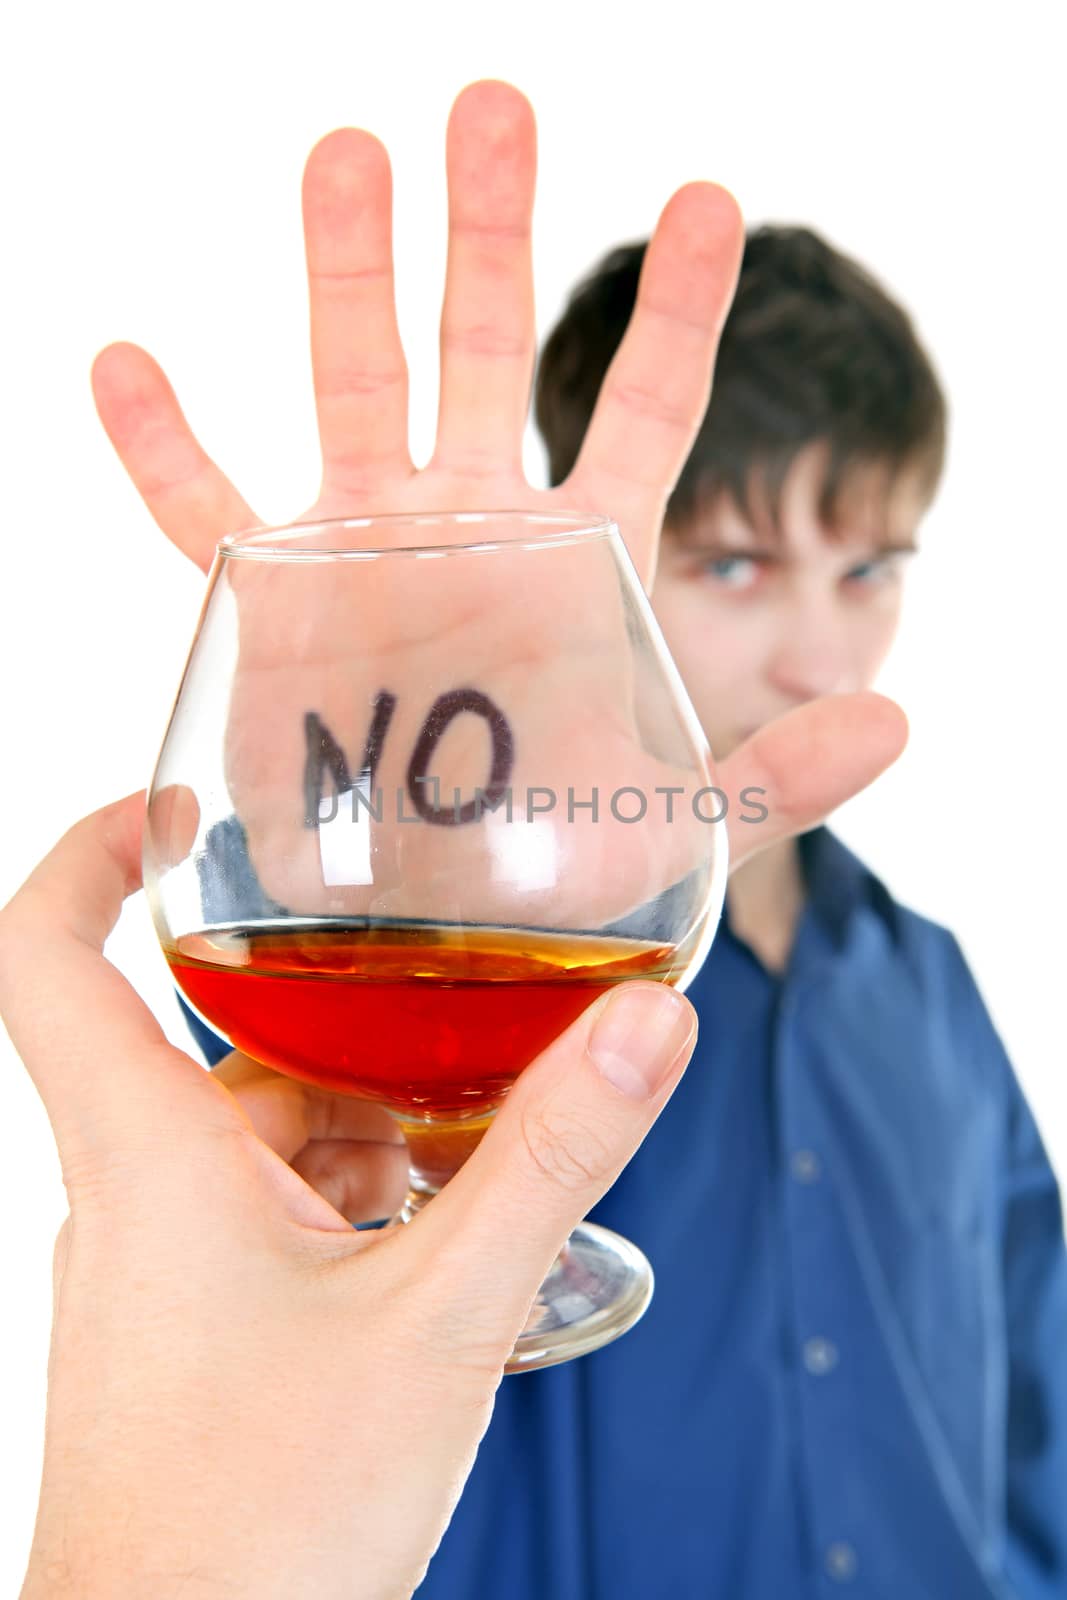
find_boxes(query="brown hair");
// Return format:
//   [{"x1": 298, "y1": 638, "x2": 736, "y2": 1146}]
[{"x1": 534, "y1": 225, "x2": 947, "y2": 538}]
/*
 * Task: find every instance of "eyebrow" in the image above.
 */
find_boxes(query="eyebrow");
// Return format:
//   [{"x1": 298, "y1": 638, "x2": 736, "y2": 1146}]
[{"x1": 678, "y1": 535, "x2": 920, "y2": 562}]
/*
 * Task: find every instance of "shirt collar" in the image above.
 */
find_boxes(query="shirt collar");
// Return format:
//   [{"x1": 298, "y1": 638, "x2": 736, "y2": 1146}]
[{"x1": 796, "y1": 824, "x2": 903, "y2": 950}]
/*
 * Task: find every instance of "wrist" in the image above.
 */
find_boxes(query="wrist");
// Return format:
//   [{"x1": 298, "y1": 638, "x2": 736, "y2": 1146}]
[
  {"x1": 22, "y1": 1502, "x2": 252, "y2": 1600},
  {"x1": 23, "y1": 1482, "x2": 420, "y2": 1600}
]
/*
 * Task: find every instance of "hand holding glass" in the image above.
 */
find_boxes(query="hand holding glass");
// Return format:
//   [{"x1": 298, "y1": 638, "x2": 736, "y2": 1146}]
[{"x1": 145, "y1": 510, "x2": 727, "y2": 1368}]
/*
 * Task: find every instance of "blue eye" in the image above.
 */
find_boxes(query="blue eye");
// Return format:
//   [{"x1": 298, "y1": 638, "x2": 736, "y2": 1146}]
[
  {"x1": 845, "y1": 555, "x2": 897, "y2": 585},
  {"x1": 703, "y1": 554, "x2": 759, "y2": 588}
]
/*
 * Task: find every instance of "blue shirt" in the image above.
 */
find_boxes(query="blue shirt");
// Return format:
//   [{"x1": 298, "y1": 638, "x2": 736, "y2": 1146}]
[{"x1": 182, "y1": 826, "x2": 1067, "y2": 1599}]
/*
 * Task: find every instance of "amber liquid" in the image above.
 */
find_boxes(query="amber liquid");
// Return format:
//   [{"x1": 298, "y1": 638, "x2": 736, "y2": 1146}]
[{"x1": 167, "y1": 920, "x2": 686, "y2": 1120}]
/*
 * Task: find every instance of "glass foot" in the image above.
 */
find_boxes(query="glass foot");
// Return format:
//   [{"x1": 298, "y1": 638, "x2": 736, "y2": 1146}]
[
  {"x1": 389, "y1": 1111, "x2": 654, "y2": 1371},
  {"x1": 505, "y1": 1221, "x2": 654, "y2": 1372}
]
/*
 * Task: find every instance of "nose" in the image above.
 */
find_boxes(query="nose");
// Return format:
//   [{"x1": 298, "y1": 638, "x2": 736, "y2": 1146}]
[{"x1": 766, "y1": 597, "x2": 858, "y2": 703}]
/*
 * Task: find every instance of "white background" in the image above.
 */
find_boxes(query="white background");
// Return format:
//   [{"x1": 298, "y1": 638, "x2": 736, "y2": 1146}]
[{"x1": 1, "y1": 0, "x2": 1064, "y2": 1584}]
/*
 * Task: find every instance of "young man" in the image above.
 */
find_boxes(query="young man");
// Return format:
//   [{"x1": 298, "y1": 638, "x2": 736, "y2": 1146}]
[{"x1": 411, "y1": 229, "x2": 1067, "y2": 1598}]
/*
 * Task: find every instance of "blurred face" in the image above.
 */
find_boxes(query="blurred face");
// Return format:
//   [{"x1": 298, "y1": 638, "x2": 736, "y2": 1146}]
[{"x1": 650, "y1": 441, "x2": 930, "y2": 762}]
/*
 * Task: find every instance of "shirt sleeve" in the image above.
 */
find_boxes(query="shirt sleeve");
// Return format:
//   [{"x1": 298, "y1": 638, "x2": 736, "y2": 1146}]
[{"x1": 952, "y1": 941, "x2": 1067, "y2": 1598}]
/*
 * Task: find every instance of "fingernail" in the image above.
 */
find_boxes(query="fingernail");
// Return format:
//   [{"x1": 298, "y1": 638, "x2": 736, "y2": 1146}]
[{"x1": 587, "y1": 985, "x2": 696, "y2": 1101}]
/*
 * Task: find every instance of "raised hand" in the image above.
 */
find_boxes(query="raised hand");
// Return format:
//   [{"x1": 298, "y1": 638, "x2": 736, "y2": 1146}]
[{"x1": 89, "y1": 78, "x2": 908, "y2": 881}]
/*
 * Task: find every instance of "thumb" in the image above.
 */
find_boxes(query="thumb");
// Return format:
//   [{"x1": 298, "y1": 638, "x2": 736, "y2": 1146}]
[
  {"x1": 408, "y1": 981, "x2": 697, "y2": 1332},
  {"x1": 0, "y1": 793, "x2": 230, "y2": 1177}
]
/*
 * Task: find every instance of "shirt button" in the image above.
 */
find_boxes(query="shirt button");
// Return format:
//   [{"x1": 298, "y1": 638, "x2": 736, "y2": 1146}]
[
  {"x1": 803, "y1": 1336, "x2": 839, "y2": 1376},
  {"x1": 790, "y1": 1148, "x2": 822, "y2": 1183},
  {"x1": 825, "y1": 1542, "x2": 858, "y2": 1581}
]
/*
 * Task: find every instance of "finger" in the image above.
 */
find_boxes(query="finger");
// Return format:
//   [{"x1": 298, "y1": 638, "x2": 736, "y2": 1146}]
[
  {"x1": 721, "y1": 691, "x2": 909, "y2": 871},
  {"x1": 564, "y1": 182, "x2": 744, "y2": 589},
  {"x1": 0, "y1": 794, "x2": 231, "y2": 1168},
  {"x1": 302, "y1": 130, "x2": 414, "y2": 499},
  {"x1": 290, "y1": 1138, "x2": 407, "y2": 1225},
  {"x1": 404, "y1": 981, "x2": 697, "y2": 1339},
  {"x1": 147, "y1": 783, "x2": 201, "y2": 869},
  {"x1": 431, "y1": 80, "x2": 537, "y2": 477},
  {"x1": 91, "y1": 342, "x2": 260, "y2": 572},
  {"x1": 209, "y1": 1050, "x2": 404, "y2": 1163}
]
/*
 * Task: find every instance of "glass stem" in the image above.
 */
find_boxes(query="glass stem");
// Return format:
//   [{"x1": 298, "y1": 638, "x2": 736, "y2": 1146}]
[{"x1": 390, "y1": 1108, "x2": 498, "y2": 1225}]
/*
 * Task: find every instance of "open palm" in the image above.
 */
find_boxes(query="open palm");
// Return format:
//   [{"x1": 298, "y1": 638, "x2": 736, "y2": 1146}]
[{"x1": 92, "y1": 77, "x2": 907, "y2": 877}]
